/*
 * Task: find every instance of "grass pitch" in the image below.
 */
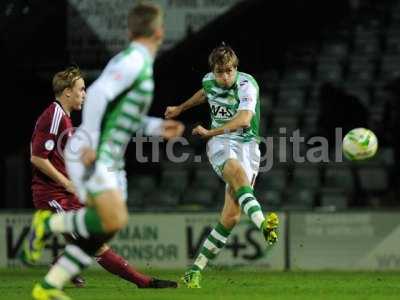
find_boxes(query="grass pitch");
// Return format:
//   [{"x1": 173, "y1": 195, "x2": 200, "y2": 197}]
[{"x1": 1, "y1": 268, "x2": 399, "y2": 300}]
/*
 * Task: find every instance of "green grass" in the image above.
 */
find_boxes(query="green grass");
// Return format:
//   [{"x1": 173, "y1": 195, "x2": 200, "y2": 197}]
[{"x1": 1, "y1": 268, "x2": 400, "y2": 300}]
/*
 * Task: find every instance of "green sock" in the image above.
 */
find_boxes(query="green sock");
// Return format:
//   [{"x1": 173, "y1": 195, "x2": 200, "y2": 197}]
[
  {"x1": 43, "y1": 244, "x2": 92, "y2": 290},
  {"x1": 41, "y1": 280, "x2": 55, "y2": 290},
  {"x1": 192, "y1": 222, "x2": 231, "y2": 271},
  {"x1": 235, "y1": 186, "x2": 265, "y2": 229},
  {"x1": 47, "y1": 207, "x2": 104, "y2": 238}
]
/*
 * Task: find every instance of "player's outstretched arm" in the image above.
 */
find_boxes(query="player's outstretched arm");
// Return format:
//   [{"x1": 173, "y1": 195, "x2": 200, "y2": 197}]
[
  {"x1": 30, "y1": 155, "x2": 75, "y2": 194},
  {"x1": 142, "y1": 116, "x2": 185, "y2": 139},
  {"x1": 164, "y1": 88, "x2": 206, "y2": 119},
  {"x1": 192, "y1": 110, "x2": 253, "y2": 139}
]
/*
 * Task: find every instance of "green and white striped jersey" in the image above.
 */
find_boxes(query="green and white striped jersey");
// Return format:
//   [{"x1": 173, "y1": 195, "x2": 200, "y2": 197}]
[
  {"x1": 202, "y1": 72, "x2": 260, "y2": 143},
  {"x1": 81, "y1": 42, "x2": 160, "y2": 168}
]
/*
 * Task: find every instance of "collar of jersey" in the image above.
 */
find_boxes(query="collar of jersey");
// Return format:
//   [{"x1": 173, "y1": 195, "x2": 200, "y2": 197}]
[
  {"x1": 54, "y1": 100, "x2": 67, "y2": 115},
  {"x1": 215, "y1": 72, "x2": 239, "y2": 91},
  {"x1": 130, "y1": 41, "x2": 153, "y2": 63}
]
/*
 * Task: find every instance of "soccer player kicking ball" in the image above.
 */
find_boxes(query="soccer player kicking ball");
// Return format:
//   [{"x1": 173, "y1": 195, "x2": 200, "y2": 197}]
[
  {"x1": 165, "y1": 45, "x2": 279, "y2": 288},
  {"x1": 23, "y1": 67, "x2": 178, "y2": 292},
  {"x1": 24, "y1": 3, "x2": 184, "y2": 300}
]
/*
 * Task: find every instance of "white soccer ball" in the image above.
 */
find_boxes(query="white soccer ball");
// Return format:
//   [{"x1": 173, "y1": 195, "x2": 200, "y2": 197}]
[{"x1": 342, "y1": 128, "x2": 378, "y2": 160}]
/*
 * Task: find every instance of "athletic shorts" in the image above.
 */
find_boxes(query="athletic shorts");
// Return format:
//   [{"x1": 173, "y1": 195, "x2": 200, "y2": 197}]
[
  {"x1": 65, "y1": 134, "x2": 127, "y2": 204},
  {"x1": 206, "y1": 137, "x2": 260, "y2": 186},
  {"x1": 33, "y1": 197, "x2": 83, "y2": 212}
]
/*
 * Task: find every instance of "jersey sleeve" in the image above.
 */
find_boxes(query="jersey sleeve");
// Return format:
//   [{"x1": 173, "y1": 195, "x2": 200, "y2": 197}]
[
  {"x1": 201, "y1": 73, "x2": 214, "y2": 96},
  {"x1": 237, "y1": 80, "x2": 258, "y2": 114},
  {"x1": 31, "y1": 113, "x2": 60, "y2": 158},
  {"x1": 141, "y1": 116, "x2": 164, "y2": 136},
  {"x1": 95, "y1": 51, "x2": 145, "y2": 101},
  {"x1": 81, "y1": 51, "x2": 145, "y2": 148}
]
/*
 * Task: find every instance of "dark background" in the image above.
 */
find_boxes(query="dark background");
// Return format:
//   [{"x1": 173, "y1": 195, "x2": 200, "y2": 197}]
[{"x1": 1, "y1": 0, "x2": 398, "y2": 210}]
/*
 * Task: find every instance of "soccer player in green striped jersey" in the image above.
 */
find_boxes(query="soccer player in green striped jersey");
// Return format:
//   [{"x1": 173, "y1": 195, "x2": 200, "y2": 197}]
[
  {"x1": 25, "y1": 3, "x2": 183, "y2": 299},
  {"x1": 165, "y1": 45, "x2": 279, "y2": 288}
]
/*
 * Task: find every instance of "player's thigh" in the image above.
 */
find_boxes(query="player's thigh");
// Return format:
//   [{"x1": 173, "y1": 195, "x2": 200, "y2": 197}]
[
  {"x1": 224, "y1": 141, "x2": 260, "y2": 185},
  {"x1": 207, "y1": 137, "x2": 236, "y2": 179},
  {"x1": 85, "y1": 161, "x2": 128, "y2": 202},
  {"x1": 222, "y1": 159, "x2": 250, "y2": 187},
  {"x1": 242, "y1": 140, "x2": 261, "y2": 186},
  {"x1": 92, "y1": 189, "x2": 128, "y2": 232},
  {"x1": 85, "y1": 162, "x2": 129, "y2": 231},
  {"x1": 91, "y1": 165, "x2": 128, "y2": 227},
  {"x1": 220, "y1": 186, "x2": 241, "y2": 229},
  {"x1": 207, "y1": 138, "x2": 260, "y2": 185}
]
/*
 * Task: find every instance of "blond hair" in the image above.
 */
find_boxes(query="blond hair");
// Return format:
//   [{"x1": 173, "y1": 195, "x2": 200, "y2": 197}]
[
  {"x1": 208, "y1": 44, "x2": 239, "y2": 70},
  {"x1": 52, "y1": 67, "x2": 83, "y2": 97}
]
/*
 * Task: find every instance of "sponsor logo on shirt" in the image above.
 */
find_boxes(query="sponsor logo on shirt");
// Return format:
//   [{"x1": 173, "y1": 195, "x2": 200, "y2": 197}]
[{"x1": 211, "y1": 104, "x2": 233, "y2": 119}]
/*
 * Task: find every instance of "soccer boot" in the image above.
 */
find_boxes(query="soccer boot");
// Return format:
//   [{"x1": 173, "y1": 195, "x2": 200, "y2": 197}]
[
  {"x1": 21, "y1": 210, "x2": 52, "y2": 265},
  {"x1": 71, "y1": 275, "x2": 86, "y2": 288},
  {"x1": 32, "y1": 283, "x2": 71, "y2": 300},
  {"x1": 181, "y1": 269, "x2": 201, "y2": 288},
  {"x1": 140, "y1": 278, "x2": 178, "y2": 288},
  {"x1": 262, "y1": 212, "x2": 279, "y2": 245}
]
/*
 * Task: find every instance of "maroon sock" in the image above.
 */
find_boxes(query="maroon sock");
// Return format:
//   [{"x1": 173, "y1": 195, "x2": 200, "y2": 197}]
[{"x1": 96, "y1": 249, "x2": 152, "y2": 287}]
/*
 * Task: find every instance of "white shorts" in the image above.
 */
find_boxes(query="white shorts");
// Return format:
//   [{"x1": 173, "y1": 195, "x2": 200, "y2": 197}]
[
  {"x1": 206, "y1": 137, "x2": 260, "y2": 185},
  {"x1": 65, "y1": 133, "x2": 127, "y2": 204}
]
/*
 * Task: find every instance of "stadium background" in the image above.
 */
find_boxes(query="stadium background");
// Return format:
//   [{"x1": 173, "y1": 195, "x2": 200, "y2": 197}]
[{"x1": 1, "y1": 0, "x2": 400, "y2": 274}]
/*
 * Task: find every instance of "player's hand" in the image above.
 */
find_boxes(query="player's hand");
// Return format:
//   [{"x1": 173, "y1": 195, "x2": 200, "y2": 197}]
[
  {"x1": 80, "y1": 147, "x2": 96, "y2": 167},
  {"x1": 161, "y1": 120, "x2": 185, "y2": 140},
  {"x1": 164, "y1": 106, "x2": 182, "y2": 119},
  {"x1": 192, "y1": 125, "x2": 210, "y2": 138}
]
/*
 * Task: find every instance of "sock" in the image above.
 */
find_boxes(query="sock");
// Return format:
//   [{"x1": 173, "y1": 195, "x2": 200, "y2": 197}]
[
  {"x1": 235, "y1": 186, "x2": 265, "y2": 229},
  {"x1": 46, "y1": 207, "x2": 104, "y2": 238},
  {"x1": 96, "y1": 248, "x2": 151, "y2": 287},
  {"x1": 42, "y1": 244, "x2": 92, "y2": 290},
  {"x1": 192, "y1": 222, "x2": 231, "y2": 271}
]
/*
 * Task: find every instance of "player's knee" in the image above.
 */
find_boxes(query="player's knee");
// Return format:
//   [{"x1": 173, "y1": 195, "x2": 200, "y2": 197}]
[
  {"x1": 223, "y1": 160, "x2": 246, "y2": 182},
  {"x1": 223, "y1": 160, "x2": 240, "y2": 176}
]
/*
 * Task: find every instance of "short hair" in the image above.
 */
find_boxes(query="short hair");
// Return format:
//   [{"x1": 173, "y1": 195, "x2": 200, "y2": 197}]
[
  {"x1": 128, "y1": 2, "x2": 163, "y2": 39},
  {"x1": 52, "y1": 67, "x2": 83, "y2": 97},
  {"x1": 208, "y1": 44, "x2": 239, "y2": 70}
]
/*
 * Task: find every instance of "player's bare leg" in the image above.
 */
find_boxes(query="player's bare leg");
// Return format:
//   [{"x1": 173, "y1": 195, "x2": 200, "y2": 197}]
[
  {"x1": 26, "y1": 190, "x2": 126, "y2": 296},
  {"x1": 183, "y1": 186, "x2": 240, "y2": 288},
  {"x1": 223, "y1": 159, "x2": 278, "y2": 245},
  {"x1": 220, "y1": 186, "x2": 242, "y2": 228},
  {"x1": 92, "y1": 190, "x2": 129, "y2": 233}
]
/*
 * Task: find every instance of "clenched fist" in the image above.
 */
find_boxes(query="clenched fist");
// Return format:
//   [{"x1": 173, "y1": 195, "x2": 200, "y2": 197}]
[
  {"x1": 162, "y1": 120, "x2": 185, "y2": 139},
  {"x1": 192, "y1": 125, "x2": 210, "y2": 138},
  {"x1": 164, "y1": 106, "x2": 182, "y2": 119}
]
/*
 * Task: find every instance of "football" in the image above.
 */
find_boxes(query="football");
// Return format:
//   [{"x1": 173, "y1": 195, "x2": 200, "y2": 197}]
[{"x1": 342, "y1": 128, "x2": 378, "y2": 160}]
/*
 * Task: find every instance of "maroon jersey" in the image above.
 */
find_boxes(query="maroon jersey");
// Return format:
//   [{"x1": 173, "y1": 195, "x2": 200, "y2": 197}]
[{"x1": 31, "y1": 101, "x2": 83, "y2": 211}]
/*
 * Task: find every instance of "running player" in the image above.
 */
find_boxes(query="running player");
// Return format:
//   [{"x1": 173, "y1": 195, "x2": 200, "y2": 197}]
[
  {"x1": 24, "y1": 66, "x2": 178, "y2": 291},
  {"x1": 26, "y1": 3, "x2": 184, "y2": 298}
]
